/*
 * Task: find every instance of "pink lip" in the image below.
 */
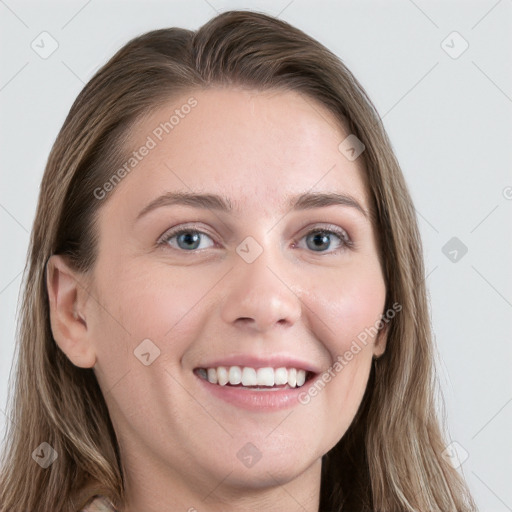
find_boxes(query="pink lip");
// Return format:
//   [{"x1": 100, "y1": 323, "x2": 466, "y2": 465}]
[
  {"x1": 194, "y1": 354, "x2": 321, "y2": 373},
  {"x1": 195, "y1": 372, "x2": 320, "y2": 411}
]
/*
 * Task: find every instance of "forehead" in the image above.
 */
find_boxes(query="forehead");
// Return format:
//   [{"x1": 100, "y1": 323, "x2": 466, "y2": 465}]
[{"x1": 104, "y1": 87, "x2": 370, "y2": 219}]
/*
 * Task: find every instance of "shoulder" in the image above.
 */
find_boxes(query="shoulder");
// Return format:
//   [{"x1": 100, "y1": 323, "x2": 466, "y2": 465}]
[{"x1": 80, "y1": 495, "x2": 118, "y2": 512}]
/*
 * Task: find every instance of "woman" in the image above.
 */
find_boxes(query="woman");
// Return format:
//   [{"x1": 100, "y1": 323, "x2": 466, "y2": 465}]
[{"x1": 0, "y1": 10, "x2": 476, "y2": 512}]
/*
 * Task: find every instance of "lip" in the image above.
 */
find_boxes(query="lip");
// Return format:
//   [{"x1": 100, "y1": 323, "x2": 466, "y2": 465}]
[
  {"x1": 194, "y1": 367, "x2": 320, "y2": 412},
  {"x1": 194, "y1": 354, "x2": 322, "y2": 373}
]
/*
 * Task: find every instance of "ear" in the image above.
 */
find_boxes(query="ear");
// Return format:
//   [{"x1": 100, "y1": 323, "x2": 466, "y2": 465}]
[
  {"x1": 46, "y1": 255, "x2": 96, "y2": 368},
  {"x1": 373, "y1": 320, "x2": 388, "y2": 358}
]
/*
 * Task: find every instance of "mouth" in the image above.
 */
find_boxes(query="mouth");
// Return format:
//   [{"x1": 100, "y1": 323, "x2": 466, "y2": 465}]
[{"x1": 194, "y1": 365, "x2": 316, "y2": 390}]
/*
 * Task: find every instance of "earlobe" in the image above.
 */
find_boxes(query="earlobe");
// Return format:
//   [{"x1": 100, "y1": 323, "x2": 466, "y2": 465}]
[
  {"x1": 46, "y1": 255, "x2": 96, "y2": 368},
  {"x1": 373, "y1": 322, "x2": 388, "y2": 358}
]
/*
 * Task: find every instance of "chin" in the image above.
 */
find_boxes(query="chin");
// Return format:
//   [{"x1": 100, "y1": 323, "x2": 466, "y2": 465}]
[{"x1": 195, "y1": 433, "x2": 324, "y2": 491}]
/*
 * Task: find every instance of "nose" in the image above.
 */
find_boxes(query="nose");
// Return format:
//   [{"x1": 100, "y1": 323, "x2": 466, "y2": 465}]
[{"x1": 220, "y1": 243, "x2": 302, "y2": 333}]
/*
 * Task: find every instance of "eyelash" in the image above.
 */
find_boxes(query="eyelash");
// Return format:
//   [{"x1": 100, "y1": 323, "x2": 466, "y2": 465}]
[{"x1": 157, "y1": 223, "x2": 354, "y2": 255}]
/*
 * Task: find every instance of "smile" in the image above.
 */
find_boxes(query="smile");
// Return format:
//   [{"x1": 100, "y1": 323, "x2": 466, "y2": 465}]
[{"x1": 195, "y1": 365, "x2": 313, "y2": 389}]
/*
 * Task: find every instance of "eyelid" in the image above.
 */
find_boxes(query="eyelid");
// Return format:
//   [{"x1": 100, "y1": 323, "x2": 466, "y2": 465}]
[{"x1": 301, "y1": 223, "x2": 351, "y2": 240}]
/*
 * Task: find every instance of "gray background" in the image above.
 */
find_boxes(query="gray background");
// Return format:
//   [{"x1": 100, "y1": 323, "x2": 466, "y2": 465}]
[{"x1": 1, "y1": 0, "x2": 511, "y2": 510}]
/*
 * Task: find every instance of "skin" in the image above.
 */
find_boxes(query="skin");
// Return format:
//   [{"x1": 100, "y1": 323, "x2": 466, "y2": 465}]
[{"x1": 47, "y1": 87, "x2": 387, "y2": 512}]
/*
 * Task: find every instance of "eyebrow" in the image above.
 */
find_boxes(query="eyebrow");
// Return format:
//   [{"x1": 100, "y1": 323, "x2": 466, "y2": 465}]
[{"x1": 136, "y1": 191, "x2": 369, "y2": 220}]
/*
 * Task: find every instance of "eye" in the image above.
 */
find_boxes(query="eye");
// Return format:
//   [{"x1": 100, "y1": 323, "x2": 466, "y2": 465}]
[
  {"x1": 295, "y1": 226, "x2": 353, "y2": 254},
  {"x1": 157, "y1": 225, "x2": 216, "y2": 251},
  {"x1": 157, "y1": 223, "x2": 353, "y2": 254}
]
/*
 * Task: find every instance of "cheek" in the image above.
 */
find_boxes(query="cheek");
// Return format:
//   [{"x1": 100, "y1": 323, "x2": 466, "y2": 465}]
[
  {"x1": 88, "y1": 262, "x2": 212, "y2": 423},
  {"x1": 89, "y1": 261, "x2": 218, "y2": 364},
  {"x1": 323, "y1": 351, "x2": 373, "y2": 438},
  {"x1": 298, "y1": 260, "x2": 384, "y2": 434},
  {"x1": 302, "y1": 260, "x2": 386, "y2": 355}
]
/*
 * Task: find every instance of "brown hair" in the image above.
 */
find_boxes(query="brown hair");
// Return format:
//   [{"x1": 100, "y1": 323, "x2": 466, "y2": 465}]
[{"x1": 0, "y1": 10, "x2": 476, "y2": 511}]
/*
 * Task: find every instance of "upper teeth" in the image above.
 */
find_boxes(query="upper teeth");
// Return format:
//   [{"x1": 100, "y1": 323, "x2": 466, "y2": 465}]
[{"x1": 199, "y1": 366, "x2": 307, "y2": 388}]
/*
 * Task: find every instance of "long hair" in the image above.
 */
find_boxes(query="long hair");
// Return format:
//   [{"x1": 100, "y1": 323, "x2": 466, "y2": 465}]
[{"x1": 0, "y1": 10, "x2": 476, "y2": 511}]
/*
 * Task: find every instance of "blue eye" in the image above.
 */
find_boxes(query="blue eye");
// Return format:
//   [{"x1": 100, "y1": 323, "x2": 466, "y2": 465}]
[
  {"x1": 300, "y1": 228, "x2": 352, "y2": 253},
  {"x1": 157, "y1": 224, "x2": 353, "y2": 254},
  {"x1": 158, "y1": 228, "x2": 215, "y2": 251},
  {"x1": 305, "y1": 229, "x2": 351, "y2": 253}
]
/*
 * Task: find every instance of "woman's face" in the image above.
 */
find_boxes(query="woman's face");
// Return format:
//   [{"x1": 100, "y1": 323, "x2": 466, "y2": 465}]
[{"x1": 75, "y1": 88, "x2": 387, "y2": 498}]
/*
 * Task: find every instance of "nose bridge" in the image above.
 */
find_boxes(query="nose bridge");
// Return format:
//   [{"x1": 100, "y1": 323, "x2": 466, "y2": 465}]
[{"x1": 220, "y1": 235, "x2": 302, "y2": 331}]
